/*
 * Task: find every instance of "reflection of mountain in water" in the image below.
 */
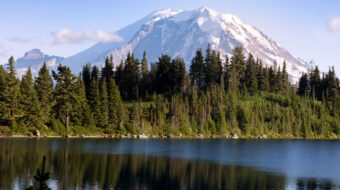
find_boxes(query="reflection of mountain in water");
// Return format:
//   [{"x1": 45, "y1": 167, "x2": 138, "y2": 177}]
[{"x1": 0, "y1": 139, "x2": 338, "y2": 190}]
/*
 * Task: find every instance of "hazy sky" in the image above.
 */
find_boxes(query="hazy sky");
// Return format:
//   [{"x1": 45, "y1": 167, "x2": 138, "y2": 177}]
[{"x1": 0, "y1": 0, "x2": 339, "y2": 74}]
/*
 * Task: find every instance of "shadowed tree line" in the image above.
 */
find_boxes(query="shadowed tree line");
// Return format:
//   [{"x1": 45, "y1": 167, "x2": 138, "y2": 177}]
[{"x1": 0, "y1": 46, "x2": 339, "y2": 138}]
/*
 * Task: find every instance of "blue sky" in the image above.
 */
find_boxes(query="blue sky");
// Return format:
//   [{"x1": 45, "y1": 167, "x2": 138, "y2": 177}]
[{"x1": 0, "y1": 0, "x2": 339, "y2": 74}]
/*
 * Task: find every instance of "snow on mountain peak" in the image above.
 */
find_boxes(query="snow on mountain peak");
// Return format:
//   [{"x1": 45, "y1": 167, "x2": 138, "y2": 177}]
[{"x1": 62, "y1": 7, "x2": 307, "y2": 83}]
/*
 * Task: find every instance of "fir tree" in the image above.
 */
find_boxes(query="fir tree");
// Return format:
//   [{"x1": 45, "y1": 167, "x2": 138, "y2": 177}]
[
  {"x1": 107, "y1": 78, "x2": 123, "y2": 129},
  {"x1": 20, "y1": 67, "x2": 43, "y2": 130},
  {"x1": 298, "y1": 73, "x2": 309, "y2": 97},
  {"x1": 3, "y1": 56, "x2": 21, "y2": 127},
  {"x1": 35, "y1": 63, "x2": 54, "y2": 124},
  {"x1": 190, "y1": 49, "x2": 205, "y2": 90},
  {"x1": 257, "y1": 61, "x2": 269, "y2": 92},
  {"x1": 244, "y1": 54, "x2": 258, "y2": 95},
  {"x1": 71, "y1": 76, "x2": 94, "y2": 128},
  {"x1": 0, "y1": 66, "x2": 8, "y2": 123},
  {"x1": 99, "y1": 80, "x2": 109, "y2": 127},
  {"x1": 280, "y1": 61, "x2": 289, "y2": 94},
  {"x1": 52, "y1": 65, "x2": 77, "y2": 131},
  {"x1": 309, "y1": 66, "x2": 322, "y2": 100},
  {"x1": 140, "y1": 51, "x2": 149, "y2": 96},
  {"x1": 88, "y1": 77, "x2": 101, "y2": 127},
  {"x1": 82, "y1": 64, "x2": 92, "y2": 100}
]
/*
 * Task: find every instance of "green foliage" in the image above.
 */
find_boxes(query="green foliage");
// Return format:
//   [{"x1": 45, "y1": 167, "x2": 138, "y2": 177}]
[
  {"x1": 19, "y1": 68, "x2": 43, "y2": 131},
  {"x1": 1, "y1": 46, "x2": 339, "y2": 138},
  {"x1": 52, "y1": 65, "x2": 78, "y2": 132},
  {"x1": 35, "y1": 63, "x2": 54, "y2": 125}
]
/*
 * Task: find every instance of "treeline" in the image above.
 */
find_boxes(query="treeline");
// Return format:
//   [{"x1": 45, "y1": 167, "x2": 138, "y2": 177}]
[{"x1": 0, "y1": 46, "x2": 339, "y2": 138}]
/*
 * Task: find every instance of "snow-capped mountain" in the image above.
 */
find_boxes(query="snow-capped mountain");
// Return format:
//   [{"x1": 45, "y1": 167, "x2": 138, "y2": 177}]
[
  {"x1": 15, "y1": 49, "x2": 64, "y2": 77},
  {"x1": 68, "y1": 7, "x2": 308, "y2": 82}
]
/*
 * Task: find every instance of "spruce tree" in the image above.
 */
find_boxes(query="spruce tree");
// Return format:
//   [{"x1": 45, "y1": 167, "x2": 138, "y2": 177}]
[
  {"x1": 101, "y1": 56, "x2": 115, "y2": 82},
  {"x1": 280, "y1": 61, "x2": 289, "y2": 94},
  {"x1": 298, "y1": 73, "x2": 309, "y2": 97},
  {"x1": 309, "y1": 66, "x2": 322, "y2": 100},
  {"x1": 171, "y1": 57, "x2": 188, "y2": 93},
  {"x1": 72, "y1": 76, "x2": 94, "y2": 128},
  {"x1": 140, "y1": 51, "x2": 149, "y2": 96},
  {"x1": 257, "y1": 61, "x2": 269, "y2": 92},
  {"x1": 107, "y1": 78, "x2": 123, "y2": 129},
  {"x1": 35, "y1": 63, "x2": 54, "y2": 124},
  {"x1": 20, "y1": 67, "x2": 43, "y2": 130},
  {"x1": 229, "y1": 47, "x2": 245, "y2": 94},
  {"x1": 3, "y1": 56, "x2": 21, "y2": 127},
  {"x1": 99, "y1": 80, "x2": 109, "y2": 127},
  {"x1": 82, "y1": 64, "x2": 92, "y2": 100},
  {"x1": 88, "y1": 77, "x2": 101, "y2": 127},
  {"x1": 52, "y1": 65, "x2": 77, "y2": 131},
  {"x1": 190, "y1": 49, "x2": 205, "y2": 90},
  {"x1": 244, "y1": 54, "x2": 258, "y2": 95},
  {"x1": 0, "y1": 66, "x2": 7, "y2": 123},
  {"x1": 120, "y1": 52, "x2": 140, "y2": 99}
]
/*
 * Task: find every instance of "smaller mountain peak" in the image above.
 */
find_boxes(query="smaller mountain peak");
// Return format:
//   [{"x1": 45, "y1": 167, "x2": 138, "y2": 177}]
[{"x1": 23, "y1": 49, "x2": 45, "y2": 60}]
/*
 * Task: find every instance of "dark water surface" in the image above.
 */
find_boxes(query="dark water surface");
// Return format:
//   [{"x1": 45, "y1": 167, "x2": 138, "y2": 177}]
[{"x1": 0, "y1": 138, "x2": 339, "y2": 190}]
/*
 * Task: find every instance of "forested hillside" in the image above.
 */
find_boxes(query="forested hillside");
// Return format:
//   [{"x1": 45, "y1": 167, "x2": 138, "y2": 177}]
[{"x1": 0, "y1": 46, "x2": 339, "y2": 138}]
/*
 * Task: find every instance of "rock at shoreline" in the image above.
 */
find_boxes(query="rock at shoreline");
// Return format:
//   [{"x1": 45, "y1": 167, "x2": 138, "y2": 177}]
[
  {"x1": 231, "y1": 134, "x2": 239, "y2": 139},
  {"x1": 138, "y1": 134, "x2": 148, "y2": 139}
]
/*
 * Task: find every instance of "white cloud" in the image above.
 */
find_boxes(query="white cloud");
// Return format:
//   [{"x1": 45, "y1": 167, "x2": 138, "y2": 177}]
[
  {"x1": 52, "y1": 28, "x2": 123, "y2": 44},
  {"x1": 328, "y1": 17, "x2": 340, "y2": 32}
]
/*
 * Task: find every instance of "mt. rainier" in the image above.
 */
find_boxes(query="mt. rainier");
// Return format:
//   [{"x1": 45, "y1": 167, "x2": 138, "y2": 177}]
[{"x1": 63, "y1": 7, "x2": 307, "y2": 82}]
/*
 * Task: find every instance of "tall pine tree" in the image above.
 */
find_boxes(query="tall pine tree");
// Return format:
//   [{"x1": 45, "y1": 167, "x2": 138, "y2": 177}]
[
  {"x1": 35, "y1": 63, "x2": 54, "y2": 125},
  {"x1": 20, "y1": 67, "x2": 43, "y2": 130}
]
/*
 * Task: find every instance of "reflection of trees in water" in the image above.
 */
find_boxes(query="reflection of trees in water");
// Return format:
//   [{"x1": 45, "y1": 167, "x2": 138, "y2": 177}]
[
  {"x1": 297, "y1": 179, "x2": 334, "y2": 190},
  {"x1": 0, "y1": 139, "x2": 337, "y2": 190}
]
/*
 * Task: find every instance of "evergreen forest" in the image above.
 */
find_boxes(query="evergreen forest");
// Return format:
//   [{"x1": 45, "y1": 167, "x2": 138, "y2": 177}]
[{"x1": 0, "y1": 46, "x2": 339, "y2": 138}]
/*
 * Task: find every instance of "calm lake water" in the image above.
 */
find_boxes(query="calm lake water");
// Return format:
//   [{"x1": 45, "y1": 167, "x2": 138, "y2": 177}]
[{"x1": 0, "y1": 138, "x2": 339, "y2": 190}]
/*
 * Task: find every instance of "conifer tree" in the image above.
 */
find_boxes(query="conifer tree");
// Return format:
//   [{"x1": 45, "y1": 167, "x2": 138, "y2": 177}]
[
  {"x1": 223, "y1": 54, "x2": 231, "y2": 90},
  {"x1": 20, "y1": 67, "x2": 43, "y2": 130},
  {"x1": 3, "y1": 56, "x2": 21, "y2": 127},
  {"x1": 244, "y1": 54, "x2": 258, "y2": 95},
  {"x1": 0, "y1": 66, "x2": 8, "y2": 123},
  {"x1": 155, "y1": 54, "x2": 173, "y2": 94},
  {"x1": 171, "y1": 57, "x2": 188, "y2": 93},
  {"x1": 35, "y1": 63, "x2": 54, "y2": 124},
  {"x1": 298, "y1": 73, "x2": 309, "y2": 97},
  {"x1": 257, "y1": 61, "x2": 269, "y2": 92},
  {"x1": 140, "y1": 51, "x2": 149, "y2": 96},
  {"x1": 280, "y1": 61, "x2": 289, "y2": 94},
  {"x1": 190, "y1": 49, "x2": 205, "y2": 90},
  {"x1": 309, "y1": 66, "x2": 322, "y2": 100},
  {"x1": 107, "y1": 78, "x2": 123, "y2": 129},
  {"x1": 52, "y1": 65, "x2": 77, "y2": 131},
  {"x1": 101, "y1": 56, "x2": 115, "y2": 82},
  {"x1": 268, "y1": 66, "x2": 276, "y2": 92},
  {"x1": 88, "y1": 77, "x2": 101, "y2": 127},
  {"x1": 120, "y1": 52, "x2": 140, "y2": 99},
  {"x1": 72, "y1": 76, "x2": 94, "y2": 128},
  {"x1": 229, "y1": 47, "x2": 245, "y2": 94},
  {"x1": 99, "y1": 80, "x2": 109, "y2": 127},
  {"x1": 82, "y1": 64, "x2": 92, "y2": 100}
]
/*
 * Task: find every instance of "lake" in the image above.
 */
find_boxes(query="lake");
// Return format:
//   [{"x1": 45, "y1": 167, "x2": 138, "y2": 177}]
[{"x1": 0, "y1": 138, "x2": 339, "y2": 190}]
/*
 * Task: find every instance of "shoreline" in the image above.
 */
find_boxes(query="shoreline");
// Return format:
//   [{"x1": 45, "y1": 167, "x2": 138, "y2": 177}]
[{"x1": 0, "y1": 134, "x2": 339, "y2": 140}]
